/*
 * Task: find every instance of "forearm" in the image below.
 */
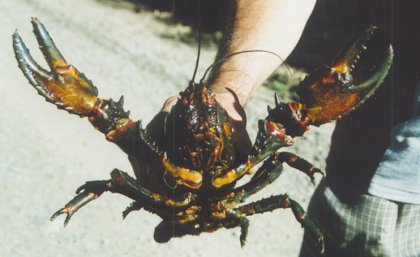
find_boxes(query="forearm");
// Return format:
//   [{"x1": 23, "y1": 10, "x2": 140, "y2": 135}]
[{"x1": 208, "y1": 0, "x2": 316, "y2": 118}]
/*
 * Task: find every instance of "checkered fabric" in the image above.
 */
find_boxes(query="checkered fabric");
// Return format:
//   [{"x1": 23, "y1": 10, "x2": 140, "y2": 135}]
[{"x1": 299, "y1": 180, "x2": 420, "y2": 257}]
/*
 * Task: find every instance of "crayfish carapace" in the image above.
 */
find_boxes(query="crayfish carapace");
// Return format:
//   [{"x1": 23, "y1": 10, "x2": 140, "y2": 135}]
[{"x1": 13, "y1": 18, "x2": 392, "y2": 252}]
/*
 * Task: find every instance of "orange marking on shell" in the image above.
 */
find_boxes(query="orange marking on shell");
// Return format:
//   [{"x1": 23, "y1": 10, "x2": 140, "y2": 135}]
[
  {"x1": 105, "y1": 119, "x2": 136, "y2": 142},
  {"x1": 266, "y1": 121, "x2": 285, "y2": 138},
  {"x1": 224, "y1": 201, "x2": 240, "y2": 209},
  {"x1": 223, "y1": 123, "x2": 232, "y2": 138},
  {"x1": 212, "y1": 159, "x2": 253, "y2": 188},
  {"x1": 266, "y1": 121, "x2": 296, "y2": 144},
  {"x1": 212, "y1": 169, "x2": 237, "y2": 187},
  {"x1": 301, "y1": 76, "x2": 360, "y2": 125},
  {"x1": 185, "y1": 206, "x2": 200, "y2": 214},
  {"x1": 153, "y1": 193, "x2": 163, "y2": 201},
  {"x1": 207, "y1": 137, "x2": 223, "y2": 166},
  {"x1": 211, "y1": 211, "x2": 226, "y2": 220},
  {"x1": 165, "y1": 199, "x2": 174, "y2": 206},
  {"x1": 162, "y1": 154, "x2": 203, "y2": 189},
  {"x1": 332, "y1": 60, "x2": 349, "y2": 73},
  {"x1": 179, "y1": 215, "x2": 197, "y2": 224},
  {"x1": 44, "y1": 65, "x2": 98, "y2": 115},
  {"x1": 321, "y1": 74, "x2": 338, "y2": 84}
]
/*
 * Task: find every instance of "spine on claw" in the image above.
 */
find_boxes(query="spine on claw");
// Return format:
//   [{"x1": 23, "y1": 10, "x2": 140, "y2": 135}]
[
  {"x1": 88, "y1": 96, "x2": 161, "y2": 158},
  {"x1": 249, "y1": 94, "x2": 312, "y2": 163},
  {"x1": 88, "y1": 96, "x2": 131, "y2": 137},
  {"x1": 266, "y1": 93, "x2": 310, "y2": 137}
]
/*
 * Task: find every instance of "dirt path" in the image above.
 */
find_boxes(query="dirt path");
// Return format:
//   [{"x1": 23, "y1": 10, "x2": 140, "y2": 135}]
[{"x1": 0, "y1": 1, "x2": 333, "y2": 256}]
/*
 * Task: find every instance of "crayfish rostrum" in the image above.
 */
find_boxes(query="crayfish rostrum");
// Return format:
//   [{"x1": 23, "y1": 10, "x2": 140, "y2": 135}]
[{"x1": 13, "y1": 18, "x2": 392, "y2": 251}]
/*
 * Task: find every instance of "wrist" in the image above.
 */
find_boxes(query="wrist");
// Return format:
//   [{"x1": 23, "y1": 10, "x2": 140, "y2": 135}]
[
  {"x1": 209, "y1": 70, "x2": 254, "y2": 104},
  {"x1": 207, "y1": 50, "x2": 283, "y2": 105}
]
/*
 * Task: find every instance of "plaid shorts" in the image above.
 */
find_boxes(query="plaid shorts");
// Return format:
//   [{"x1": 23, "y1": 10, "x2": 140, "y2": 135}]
[{"x1": 299, "y1": 180, "x2": 420, "y2": 257}]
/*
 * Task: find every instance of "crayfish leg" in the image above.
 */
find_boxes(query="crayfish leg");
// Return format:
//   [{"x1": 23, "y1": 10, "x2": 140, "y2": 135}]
[
  {"x1": 277, "y1": 152, "x2": 324, "y2": 183},
  {"x1": 236, "y1": 194, "x2": 324, "y2": 253},
  {"x1": 50, "y1": 180, "x2": 110, "y2": 226}
]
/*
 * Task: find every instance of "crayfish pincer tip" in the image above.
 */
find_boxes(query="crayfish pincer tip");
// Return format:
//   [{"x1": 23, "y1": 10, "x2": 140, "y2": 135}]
[
  {"x1": 30, "y1": 17, "x2": 42, "y2": 28},
  {"x1": 50, "y1": 208, "x2": 64, "y2": 221},
  {"x1": 12, "y1": 31, "x2": 21, "y2": 44},
  {"x1": 30, "y1": 17, "x2": 40, "y2": 24},
  {"x1": 318, "y1": 238, "x2": 325, "y2": 254},
  {"x1": 64, "y1": 215, "x2": 72, "y2": 227},
  {"x1": 30, "y1": 17, "x2": 68, "y2": 68},
  {"x1": 50, "y1": 208, "x2": 73, "y2": 227}
]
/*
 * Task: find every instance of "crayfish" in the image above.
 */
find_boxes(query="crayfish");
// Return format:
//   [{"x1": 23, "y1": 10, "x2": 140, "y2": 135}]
[{"x1": 13, "y1": 18, "x2": 392, "y2": 251}]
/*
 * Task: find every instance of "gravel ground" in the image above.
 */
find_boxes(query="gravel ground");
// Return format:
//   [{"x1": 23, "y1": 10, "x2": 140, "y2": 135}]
[{"x1": 0, "y1": 1, "x2": 334, "y2": 256}]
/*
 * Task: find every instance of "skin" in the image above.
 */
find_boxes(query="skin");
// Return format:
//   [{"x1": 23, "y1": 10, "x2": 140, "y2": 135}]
[{"x1": 162, "y1": 0, "x2": 317, "y2": 121}]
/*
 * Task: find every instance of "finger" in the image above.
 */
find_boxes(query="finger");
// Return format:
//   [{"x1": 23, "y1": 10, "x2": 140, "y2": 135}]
[
  {"x1": 13, "y1": 31, "x2": 55, "y2": 102},
  {"x1": 31, "y1": 17, "x2": 68, "y2": 69}
]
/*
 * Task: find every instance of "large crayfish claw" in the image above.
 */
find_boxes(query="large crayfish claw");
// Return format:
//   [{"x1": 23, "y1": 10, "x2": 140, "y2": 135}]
[
  {"x1": 296, "y1": 25, "x2": 393, "y2": 126},
  {"x1": 13, "y1": 18, "x2": 98, "y2": 117}
]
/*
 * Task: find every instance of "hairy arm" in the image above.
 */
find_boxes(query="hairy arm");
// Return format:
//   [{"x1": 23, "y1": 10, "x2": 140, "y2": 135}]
[
  {"x1": 208, "y1": 0, "x2": 316, "y2": 120},
  {"x1": 162, "y1": 0, "x2": 316, "y2": 120}
]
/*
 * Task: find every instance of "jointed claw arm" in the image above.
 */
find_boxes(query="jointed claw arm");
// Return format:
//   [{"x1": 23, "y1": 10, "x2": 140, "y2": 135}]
[
  {"x1": 268, "y1": 25, "x2": 394, "y2": 131},
  {"x1": 13, "y1": 18, "x2": 148, "y2": 156},
  {"x1": 212, "y1": 26, "x2": 393, "y2": 189},
  {"x1": 13, "y1": 18, "x2": 98, "y2": 116}
]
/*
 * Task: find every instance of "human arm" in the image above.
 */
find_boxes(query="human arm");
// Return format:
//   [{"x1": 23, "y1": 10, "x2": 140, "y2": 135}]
[
  {"x1": 162, "y1": 0, "x2": 316, "y2": 120},
  {"x1": 207, "y1": 0, "x2": 316, "y2": 120},
  {"x1": 156, "y1": 0, "x2": 316, "y2": 158}
]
